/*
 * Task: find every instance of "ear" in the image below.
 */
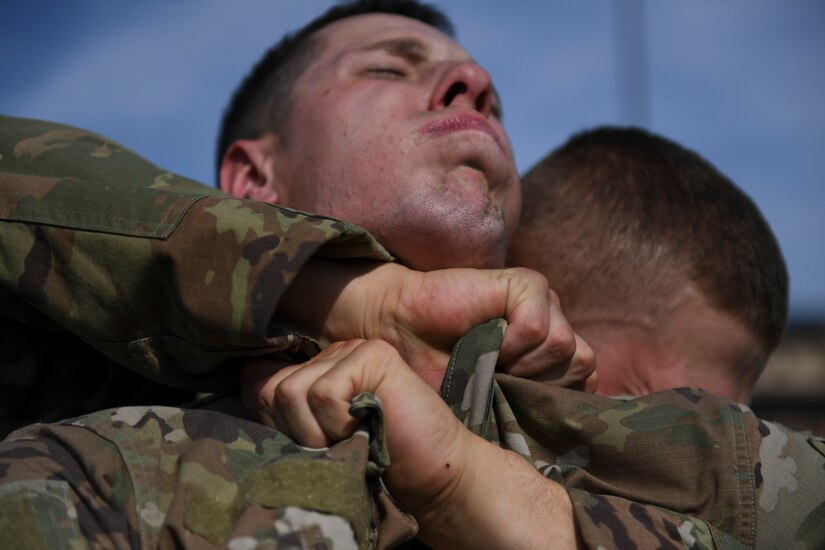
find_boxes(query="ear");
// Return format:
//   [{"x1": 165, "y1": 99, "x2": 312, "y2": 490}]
[{"x1": 219, "y1": 136, "x2": 283, "y2": 204}]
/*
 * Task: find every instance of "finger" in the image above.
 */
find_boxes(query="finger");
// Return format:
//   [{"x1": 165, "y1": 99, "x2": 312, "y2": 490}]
[
  {"x1": 582, "y1": 369, "x2": 599, "y2": 394},
  {"x1": 307, "y1": 340, "x2": 404, "y2": 441},
  {"x1": 573, "y1": 334, "x2": 598, "y2": 391},
  {"x1": 494, "y1": 268, "x2": 554, "y2": 366},
  {"x1": 302, "y1": 340, "x2": 472, "y2": 510},
  {"x1": 270, "y1": 341, "x2": 363, "y2": 446},
  {"x1": 272, "y1": 361, "x2": 337, "y2": 446},
  {"x1": 527, "y1": 333, "x2": 597, "y2": 388},
  {"x1": 500, "y1": 290, "x2": 577, "y2": 378},
  {"x1": 240, "y1": 358, "x2": 305, "y2": 427},
  {"x1": 240, "y1": 341, "x2": 354, "y2": 426}
]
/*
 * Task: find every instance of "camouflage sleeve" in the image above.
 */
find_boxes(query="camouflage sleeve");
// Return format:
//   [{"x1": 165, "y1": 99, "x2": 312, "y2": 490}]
[
  {"x1": 490, "y1": 375, "x2": 825, "y2": 549},
  {"x1": 435, "y1": 321, "x2": 745, "y2": 548},
  {"x1": 746, "y1": 415, "x2": 825, "y2": 549},
  {"x1": 567, "y1": 488, "x2": 751, "y2": 549},
  {"x1": 564, "y1": 418, "x2": 825, "y2": 549},
  {"x1": 0, "y1": 115, "x2": 393, "y2": 392},
  {"x1": 0, "y1": 394, "x2": 416, "y2": 549}
]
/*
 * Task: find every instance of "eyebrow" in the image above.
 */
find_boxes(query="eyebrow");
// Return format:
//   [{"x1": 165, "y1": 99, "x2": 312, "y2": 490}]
[{"x1": 361, "y1": 37, "x2": 431, "y2": 63}]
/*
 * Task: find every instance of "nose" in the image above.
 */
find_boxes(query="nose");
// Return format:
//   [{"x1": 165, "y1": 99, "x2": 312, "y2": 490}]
[{"x1": 429, "y1": 61, "x2": 494, "y2": 117}]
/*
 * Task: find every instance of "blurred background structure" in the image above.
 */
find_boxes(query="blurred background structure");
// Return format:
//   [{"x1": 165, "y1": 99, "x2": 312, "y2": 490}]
[
  {"x1": 2, "y1": 0, "x2": 822, "y2": 432},
  {"x1": 754, "y1": 323, "x2": 825, "y2": 436}
]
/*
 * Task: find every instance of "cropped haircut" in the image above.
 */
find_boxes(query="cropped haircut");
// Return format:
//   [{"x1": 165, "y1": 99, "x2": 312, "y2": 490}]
[
  {"x1": 216, "y1": 0, "x2": 454, "y2": 181},
  {"x1": 511, "y1": 127, "x2": 788, "y2": 365}
]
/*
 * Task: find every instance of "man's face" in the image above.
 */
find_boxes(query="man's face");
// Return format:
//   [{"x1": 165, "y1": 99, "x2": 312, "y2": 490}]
[
  {"x1": 269, "y1": 14, "x2": 521, "y2": 270},
  {"x1": 574, "y1": 284, "x2": 762, "y2": 403}
]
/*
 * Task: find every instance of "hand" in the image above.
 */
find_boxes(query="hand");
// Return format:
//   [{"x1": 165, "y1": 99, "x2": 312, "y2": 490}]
[
  {"x1": 243, "y1": 340, "x2": 580, "y2": 549},
  {"x1": 276, "y1": 259, "x2": 596, "y2": 391}
]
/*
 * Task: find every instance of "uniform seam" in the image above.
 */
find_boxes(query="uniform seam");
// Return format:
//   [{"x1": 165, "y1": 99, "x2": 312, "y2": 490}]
[
  {"x1": 441, "y1": 337, "x2": 463, "y2": 404},
  {"x1": 736, "y1": 406, "x2": 757, "y2": 548}
]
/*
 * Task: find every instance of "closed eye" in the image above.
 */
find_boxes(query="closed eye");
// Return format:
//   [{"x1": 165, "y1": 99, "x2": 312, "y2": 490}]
[{"x1": 365, "y1": 65, "x2": 408, "y2": 78}]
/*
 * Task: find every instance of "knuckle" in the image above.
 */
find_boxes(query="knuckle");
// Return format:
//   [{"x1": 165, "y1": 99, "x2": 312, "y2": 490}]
[
  {"x1": 520, "y1": 315, "x2": 547, "y2": 342},
  {"x1": 324, "y1": 339, "x2": 365, "y2": 355},
  {"x1": 509, "y1": 266, "x2": 548, "y2": 288},
  {"x1": 343, "y1": 338, "x2": 367, "y2": 347},
  {"x1": 575, "y1": 338, "x2": 597, "y2": 371},
  {"x1": 306, "y1": 384, "x2": 336, "y2": 411},
  {"x1": 359, "y1": 339, "x2": 400, "y2": 360},
  {"x1": 272, "y1": 377, "x2": 302, "y2": 406},
  {"x1": 547, "y1": 324, "x2": 576, "y2": 360}
]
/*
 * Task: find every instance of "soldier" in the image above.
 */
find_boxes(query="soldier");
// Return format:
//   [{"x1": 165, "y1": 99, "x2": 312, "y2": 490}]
[
  {"x1": 0, "y1": 1, "x2": 593, "y2": 546},
  {"x1": 509, "y1": 127, "x2": 789, "y2": 403},
  {"x1": 0, "y1": 1, "x2": 822, "y2": 548}
]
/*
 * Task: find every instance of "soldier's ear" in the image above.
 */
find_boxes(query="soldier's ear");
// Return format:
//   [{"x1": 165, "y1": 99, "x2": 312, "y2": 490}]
[{"x1": 219, "y1": 136, "x2": 283, "y2": 204}]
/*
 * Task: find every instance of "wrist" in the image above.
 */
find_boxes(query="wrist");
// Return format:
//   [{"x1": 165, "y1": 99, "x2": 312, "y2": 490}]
[
  {"x1": 323, "y1": 260, "x2": 409, "y2": 344},
  {"x1": 275, "y1": 258, "x2": 404, "y2": 342}
]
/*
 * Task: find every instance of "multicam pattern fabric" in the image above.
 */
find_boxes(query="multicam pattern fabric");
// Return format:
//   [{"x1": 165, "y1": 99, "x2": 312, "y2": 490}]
[
  {"x1": 1, "y1": 116, "x2": 823, "y2": 548},
  {"x1": 450, "y1": 322, "x2": 825, "y2": 549},
  {"x1": 414, "y1": 320, "x2": 825, "y2": 549},
  {"x1": 0, "y1": 115, "x2": 393, "y2": 434},
  {"x1": 0, "y1": 396, "x2": 406, "y2": 549},
  {"x1": 3, "y1": 320, "x2": 823, "y2": 548}
]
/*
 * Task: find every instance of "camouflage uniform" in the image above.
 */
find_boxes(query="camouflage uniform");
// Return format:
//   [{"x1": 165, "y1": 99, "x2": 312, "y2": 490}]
[
  {"x1": 2, "y1": 320, "x2": 823, "y2": 548},
  {"x1": 0, "y1": 115, "x2": 392, "y2": 435},
  {"x1": 1, "y1": 116, "x2": 823, "y2": 548}
]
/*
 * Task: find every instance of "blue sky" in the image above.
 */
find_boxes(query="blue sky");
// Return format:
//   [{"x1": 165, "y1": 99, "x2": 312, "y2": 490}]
[{"x1": 2, "y1": 0, "x2": 823, "y2": 320}]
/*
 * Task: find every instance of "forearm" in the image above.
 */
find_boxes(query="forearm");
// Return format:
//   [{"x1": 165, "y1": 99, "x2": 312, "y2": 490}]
[
  {"x1": 1, "y1": 198, "x2": 369, "y2": 339},
  {"x1": 0, "y1": 115, "x2": 392, "y2": 388},
  {"x1": 414, "y1": 438, "x2": 581, "y2": 550},
  {"x1": 274, "y1": 258, "x2": 399, "y2": 342}
]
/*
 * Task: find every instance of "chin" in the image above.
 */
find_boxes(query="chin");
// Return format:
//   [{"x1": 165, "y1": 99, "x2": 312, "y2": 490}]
[
  {"x1": 401, "y1": 239, "x2": 507, "y2": 271},
  {"x1": 380, "y1": 205, "x2": 511, "y2": 271}
]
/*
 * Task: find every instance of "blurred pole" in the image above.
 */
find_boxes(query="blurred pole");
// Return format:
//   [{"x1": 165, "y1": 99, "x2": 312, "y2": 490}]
[{"x1": 612, "y1": 0, "x2": 650, "y2": 128}]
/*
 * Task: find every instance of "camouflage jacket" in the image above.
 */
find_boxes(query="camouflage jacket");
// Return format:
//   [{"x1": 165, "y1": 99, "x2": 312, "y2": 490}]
[
  {"x1": 0, "y1": 114, "x2": 392, "y2": 434},
  {"x1": 1, "y1": 116, "x2": 823, "y2": 548},
  {"x1": 2, "y1": 320, "x2": 823, "y2": 548}
]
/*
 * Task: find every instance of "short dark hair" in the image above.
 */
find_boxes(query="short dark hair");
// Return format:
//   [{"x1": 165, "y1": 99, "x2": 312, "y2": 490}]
[
  {"x1": 216, "y1": 0, "x2": 454, "y2": 180},
  {"x1": 510, "y1": 126, "x2": 789, "y2": 369}
]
